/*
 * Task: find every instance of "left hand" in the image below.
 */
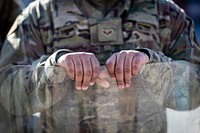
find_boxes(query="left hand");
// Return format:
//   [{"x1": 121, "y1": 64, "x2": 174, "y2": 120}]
[{"x1": 106, "y1": 50, "x2": 149, "y2": 89}]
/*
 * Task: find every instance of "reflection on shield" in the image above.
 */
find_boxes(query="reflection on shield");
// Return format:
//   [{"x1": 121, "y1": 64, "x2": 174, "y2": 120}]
[{"x1": 0, "y1": 61, "x2": 200, "y2": 133}]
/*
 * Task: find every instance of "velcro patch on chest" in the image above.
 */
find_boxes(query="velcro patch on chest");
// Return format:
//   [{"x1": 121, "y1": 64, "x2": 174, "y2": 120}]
[{"x1": 98, "y1": 24, "x2": 117, "y2": 42}]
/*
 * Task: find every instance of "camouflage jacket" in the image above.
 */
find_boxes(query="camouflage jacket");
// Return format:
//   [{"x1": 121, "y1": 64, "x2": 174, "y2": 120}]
[
  {"x1": 0, "y1": 1, "x2": 25, "y2": 133},
  {"x1": 0, "y1": 0, "x2": 200, "y2": 132},
  {"x1": 0, "y1": 0, "x2": 23, "y2": 50}
]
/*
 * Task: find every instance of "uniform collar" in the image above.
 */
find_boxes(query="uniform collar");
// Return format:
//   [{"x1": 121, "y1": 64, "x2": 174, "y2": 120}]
[{"x1": 74, "y1": 0, "x2": 132, "y2": 19}]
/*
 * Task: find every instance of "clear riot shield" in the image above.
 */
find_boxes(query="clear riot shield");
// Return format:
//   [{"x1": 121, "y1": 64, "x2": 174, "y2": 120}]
[{"x1": 0, "y1": 61, "x2": 199, "y2": 133}]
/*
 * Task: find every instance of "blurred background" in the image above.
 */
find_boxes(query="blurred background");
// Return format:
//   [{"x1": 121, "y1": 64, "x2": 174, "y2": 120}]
[
  {"x1": 20, "y1": 0, "x2": 200, "y2": 42},
  {"x1": 21, "y1": 0, "x2": 34, "y2": 7}
]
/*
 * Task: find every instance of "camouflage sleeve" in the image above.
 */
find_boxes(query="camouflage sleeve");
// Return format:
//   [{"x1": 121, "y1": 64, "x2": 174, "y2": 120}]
[
  {"x1": 161, "y1": 0, "x2": 200, "y2": 64},
  {"x1": 0, "y1": 1, "x2": 69, "y2": 115},
  {"x1": 136, "y1": 48, "x2": 172, "y2": 63},
  {"x1": 143, "y1": 0, "x2": 200, "y2": 64},
  {"x1": 0, "y1": 0, "x2": 24, "y2": 49}
]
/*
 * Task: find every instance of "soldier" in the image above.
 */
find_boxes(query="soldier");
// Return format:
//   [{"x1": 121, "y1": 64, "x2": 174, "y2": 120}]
[
  {"x1": 0, "y1": 0, "x2": 23, "y2": 51},
  {"x1": 0, "y1": 0, "x2": 200, "y2": 132}
]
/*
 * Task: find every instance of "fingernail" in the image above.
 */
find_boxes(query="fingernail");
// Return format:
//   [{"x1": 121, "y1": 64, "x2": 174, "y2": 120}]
[
  {"x1": 118, "y1": 85, "x2": 125, "y2": 89},
  {"x1": 76, "y1": 86, "x2": 81, "y2": 90},
  {"x1": 82, "y1": 86, "x2": 88, "y2": 90},
  {"x1": 89, "y1": 82, "x2": 95, "y2": 86},
  {"x1": 126, "y1": 83, "x2": 130, "y2": 88}
]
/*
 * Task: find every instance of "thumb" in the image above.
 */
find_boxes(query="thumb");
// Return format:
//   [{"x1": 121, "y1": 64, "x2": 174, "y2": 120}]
[{"x1": 95, "y1": 78, "x2": 110, "y2": 89}]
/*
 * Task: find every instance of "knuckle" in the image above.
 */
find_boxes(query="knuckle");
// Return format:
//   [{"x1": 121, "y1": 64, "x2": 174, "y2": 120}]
[
  {"x1": 115, "y1": 67, "x2": 123, "y2": 74},
  {"x1": 68, "y1": 68, "x2": 74, "y2": 73},
  {"x1": 134, "y1": 52, "x2": 143, "y2": 59},
  {"x1": 106, "y1": 60, "x2": 114, "y2": 68},
  {"x1": 120, "y1": 51, "x2": 127, "y2": 56},
  {"x1": 132, "y1": 64, "x2": 139, "y2": 70},
  {"x1": 93, "y1": 66, "x2": 100, "y2": 74},
  {"x1": 133, "y1": 58, "x2": 140, "y2": 65},
  {"x1": 85, "y1": 69, "x2": 92, "y2": 76},
  {"x1": 90, "y1": 53, "x2": 95, "y2": 57},
  {"x1": 76, "y1": 63, "x2": 82, "y2": 69},
  {"x1": 125, "y1": 80, "x2": 131, "y2": 84},
  {"x1": 125, "y1": 67, "x2": 131, "y2": 73},
  {"x1": 66, "y1": 62, "x2": 73, "y2": 67},
  {"x1": 106, "y1": 62, "x2": 113, "y2": 68},
  {"x1": 134, "y1": 51, "x2": 140, "y2": 56},
  {"x1": 125, "y1": 62, "x2": 131, "y2": 68},
  {"x1": 65, "y1": 54, "x2": 72, "y2": 59},
  {"x1": 84, "y1": 61, "x2": 91, "y2": 66},
  {"x1": 76, "y1": 70, "x2": 83, "y2": 77}
]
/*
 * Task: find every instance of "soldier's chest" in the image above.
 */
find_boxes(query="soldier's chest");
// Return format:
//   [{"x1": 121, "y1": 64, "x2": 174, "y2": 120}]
[
  {"x1": 50, "y1": 0, "x2": 166, "y2": 65},
  {"x1": 53, "y1": 13, "x2": 161, "y2": 50}
]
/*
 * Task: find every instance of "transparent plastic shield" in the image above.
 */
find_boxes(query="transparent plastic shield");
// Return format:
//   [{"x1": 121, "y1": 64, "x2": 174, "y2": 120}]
[{"x1": 0, "y1": 61, "x2": 199, "y2": 133}]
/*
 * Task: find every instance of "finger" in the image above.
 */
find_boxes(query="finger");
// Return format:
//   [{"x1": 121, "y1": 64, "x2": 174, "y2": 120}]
[
  {"x1": 106, "y1": 53, "x2": 117, "y2": 80},
  {"x1": 90, "y1": 56, "x2": 100, "y2": 85},
  {"x1": 81, "y1": 55, "x2": 92, "y2": 90},
  {"x1": 124, "y1": 53, "x2": 134, "y2": 88},
  {"x1": 95, "y1": 78, "x2": 110, "y2": 89},
  {"x1": 115, "y1": 52, "x2": 126, "y2": 89},
  {"x1": 73, "y1": 55, "x2": 83, "y2": 90},
  {"x1": 65, "y1": 57, "x2": 75, "y2": 80},
  {"x1": 141, "y1": 52, "x2": 149, "y2": 64},
  {"x1": 57, "y1": 55, "x2": 75, "y2": 80},
  {"x1": 132, "y1": 52, "x2": 146, "y2": 76}
]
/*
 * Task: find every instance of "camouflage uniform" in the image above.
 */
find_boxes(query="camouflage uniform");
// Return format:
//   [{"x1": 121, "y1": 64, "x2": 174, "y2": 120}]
[
  {"x1": 0, "y1": 0, "x2": 200, "y2": 132},
  {"x1": 0, "y1": 1, "x2": 27, "y2": 133},
  {"x1": 0, "y1": 0, "x2": 23, "y2": 51}
]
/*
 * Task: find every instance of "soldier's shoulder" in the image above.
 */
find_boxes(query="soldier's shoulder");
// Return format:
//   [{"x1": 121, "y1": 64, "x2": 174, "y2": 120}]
[
  {"x1": 19, "y1": 0, "x2": 53, "y2": 21},
  {"x1": 28, "y1": 0, "x2": 52, "y2": 10},
  {"x1": 23, "y1": 0, "x2": 75, "y2": 14},
  {"x1": 157, "y1": 0, "x2": 185, "y2": 14}
]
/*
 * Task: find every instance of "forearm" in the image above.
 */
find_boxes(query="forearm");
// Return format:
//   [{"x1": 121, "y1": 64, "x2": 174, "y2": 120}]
[
  {"x1": 0, "y1": 59, "x2": 69, "y2": 115},
  {"x1": 162, "y1": 1, "x2": 200, "y2": 64},
  {"x1": 136, "y1": 48, "x2": 172, "y2": 63},
  {"x1": 0, "y1": 65, "x2": 44, "y2": 115}
]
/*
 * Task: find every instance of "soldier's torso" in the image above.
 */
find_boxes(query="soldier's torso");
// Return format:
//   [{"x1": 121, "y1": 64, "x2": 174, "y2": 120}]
[
  {"x1": 42, "y1": 0, "x2": 171, "y2": 133},
  {"x1": 48, "y1": 0, "x2": 171, "y2": 65}
]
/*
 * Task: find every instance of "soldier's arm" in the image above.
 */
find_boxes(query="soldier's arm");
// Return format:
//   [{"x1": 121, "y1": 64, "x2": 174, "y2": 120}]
[
  {"x1": 0, "y1": 0, "x2": 23, "y2": 49},
  {"x1": 0, "y1": 0, "x2": 70, "y2": 115},
  {"x1": 139, "y1": 1, "x2": 200, "y2": 64},
  {"x1": 161, "y1": 0, "x2": 200, "y2": 64},
  {"x1": 156, "y1": 1, "x2": 200, "y2": 109}
]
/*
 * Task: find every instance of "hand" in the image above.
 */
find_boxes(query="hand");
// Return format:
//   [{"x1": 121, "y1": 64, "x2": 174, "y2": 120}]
[
  {"x1": 106, "y1": 50, "x2": 149, "y2": 89},
  {"x1": 57, "y1": 52, "x2": 100, "y2": 90}
]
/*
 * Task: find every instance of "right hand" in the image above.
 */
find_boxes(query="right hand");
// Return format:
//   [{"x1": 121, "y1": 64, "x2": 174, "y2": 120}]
[{"x1": 57, "y1": 52, "x2": 100, "y2": 90}]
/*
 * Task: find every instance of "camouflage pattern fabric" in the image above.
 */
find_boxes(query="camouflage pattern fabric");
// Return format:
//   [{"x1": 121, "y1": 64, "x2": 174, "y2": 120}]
[
  {"x1": 1, "y1": 61, "x2": 200, "y2": 133},
  {"x1": 0, "y1": 0, "x2": 23, "y2": 50},
  {"x1": 42, "y1": 61, "x2": 200, "y2": 133},
  {"x1": 0, "y1": 0, "x2": 200, "y2": 132},
  {"x1": 0, "y1": 1, "x2": 25, "y2": 133},
  {"x1": 43, "y1": 61, "x2": 199, "y2": 133}
]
